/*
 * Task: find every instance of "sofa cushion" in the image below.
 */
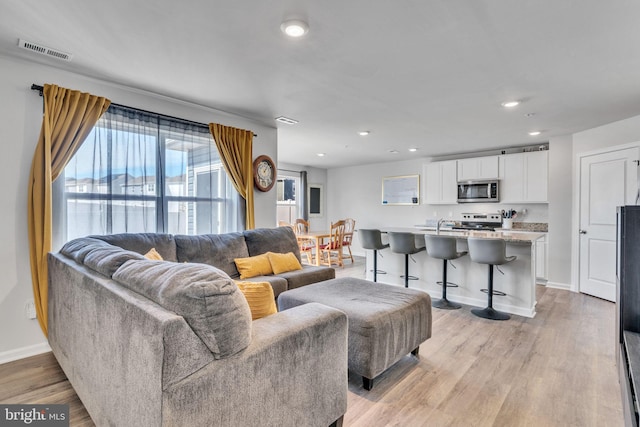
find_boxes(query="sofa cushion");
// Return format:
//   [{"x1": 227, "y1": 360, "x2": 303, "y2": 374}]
[
  {"x1": 84, "y1": 246, "x2": 147, "y2": 278},
  {"x1": 239, "y1": 276, "x2": 289, "y2": 299},
  {"x1": 278, "y1": 265, "x2": 336, "y2": 290},
  {"x1": 92, "y1": 233, "x2": 178, "y2": 262},
  {"x1": 234, "y1": 253, "x2": 273, "y2": 279},
  {"x1": 267, "y1": 251, "x2": 302, "y2": 275},
  {"x1": 60, "y1": 237, "x2": 113, "y2": 264},
  {"x1": 144, "y1": 248, "x2": 163, "y2": 261},
  {"x1": 113, "y1": 260, "x2": 251, "y2": 359},
  {"x1": 174, "y1": 233, "x2": 248, "y2": 279},
  {"x1": 235, "y1": 281, "x2": 277, "y2": 320},
  {"x1": 243, "y1": 227, "x2": 301, "y2": 262}
]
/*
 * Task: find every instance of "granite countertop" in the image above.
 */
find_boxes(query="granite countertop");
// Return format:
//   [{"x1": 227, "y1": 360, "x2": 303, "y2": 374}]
[
  {"x1": 389, "y1": 227, "x2": 545, "y2": 243},
  {"x1": 414, "y1": 221, "x2": 548, "y2": 233}
]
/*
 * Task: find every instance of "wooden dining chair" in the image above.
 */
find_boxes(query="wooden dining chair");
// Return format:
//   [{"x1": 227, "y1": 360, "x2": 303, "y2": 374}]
[
  {"x1": 294, "y1": 218, "x2": 314, "y2": 265},
  {"x1": 319, "y1": 220, "x2": 346, "y2": 267},
  {"x1": 278, "y1": 220, "x2": 293, "y2": 229},
  {"x1": 342, "y1": 218, "x2": 356, "y2": 263}
]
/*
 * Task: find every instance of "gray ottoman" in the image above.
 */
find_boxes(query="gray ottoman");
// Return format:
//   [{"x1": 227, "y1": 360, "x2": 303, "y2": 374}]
[{"x1": 278, "y1": 277, "x2": 432, "y2": 390}]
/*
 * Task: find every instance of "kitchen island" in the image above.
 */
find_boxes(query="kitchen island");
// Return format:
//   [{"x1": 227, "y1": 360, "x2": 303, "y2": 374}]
[{"x1": 363, "y1": 227, "x2": 545, "y2": 318}]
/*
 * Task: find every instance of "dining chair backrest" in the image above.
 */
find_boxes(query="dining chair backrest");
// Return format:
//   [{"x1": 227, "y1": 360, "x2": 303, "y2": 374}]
[
  {"x1": 344, "y1": 218, "x2": 356, "y2": 234},
  {"x1": 343, "y1": 217, "x2": 355, "y2": 243},
  {"x1": 294, "y1": 218, "x2": 310, "y2": 235},
  {"x1": 327, "y1": 220, "x2": 346, "y2": 250},
  {"x1": 278, "y1": 220, "x2": 293, "y2": 229}
]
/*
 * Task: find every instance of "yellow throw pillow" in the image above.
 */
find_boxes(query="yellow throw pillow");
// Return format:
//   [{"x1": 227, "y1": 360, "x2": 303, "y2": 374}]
[
  {"x1": 144, "y1": 247, "x2": 163, "y2": 261},
  {"x1": 234, "y1": 253, "x2": 273, "y2": 279},
  {"x1": 267, "y1": 252, "x2": 302, "y2": 275},
  {"x1": 235, "y1": 281, "x2": 277, "y2": 320}
]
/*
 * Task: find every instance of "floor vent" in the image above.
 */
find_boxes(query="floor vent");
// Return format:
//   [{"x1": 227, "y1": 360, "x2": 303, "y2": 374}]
[{"x1": 18, "y1": 39, "x2": 73, "y2": 62}]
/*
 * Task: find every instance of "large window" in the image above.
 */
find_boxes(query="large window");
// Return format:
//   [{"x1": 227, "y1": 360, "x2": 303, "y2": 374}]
[{"x1": 60, "y1": 105, "x2": 239, "y2": 241}]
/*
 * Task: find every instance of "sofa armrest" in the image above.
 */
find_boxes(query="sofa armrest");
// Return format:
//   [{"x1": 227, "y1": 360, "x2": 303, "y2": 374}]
[{"x1": 162, "y1": 303, "x2": 348, "y2": 427}]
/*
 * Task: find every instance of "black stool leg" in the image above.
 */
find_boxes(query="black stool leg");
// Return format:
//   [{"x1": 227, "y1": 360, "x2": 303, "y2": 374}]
[
  {"x1": 373, "y1": 250, "x2": 377, "y2": 282},
  {"x1": 404, "y1": 254, "x2": 409, "y2": 288},
  {"x1": 471, "y1": 265, "x2": 510, "y2": 320},
  {"x1": 432, "y1": 259, "x2": 461, "y2": 310}
]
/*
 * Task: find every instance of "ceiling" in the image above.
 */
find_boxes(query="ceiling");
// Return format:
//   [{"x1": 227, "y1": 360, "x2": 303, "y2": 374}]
[{"x1": 2, "y1": 1, "x2": 640, "y2": 168}]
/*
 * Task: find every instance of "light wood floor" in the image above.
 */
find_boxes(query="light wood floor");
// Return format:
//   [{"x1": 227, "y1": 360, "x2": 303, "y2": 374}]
[{"x1": 0, "y1": 256, "x2": 623, "y2": 426}]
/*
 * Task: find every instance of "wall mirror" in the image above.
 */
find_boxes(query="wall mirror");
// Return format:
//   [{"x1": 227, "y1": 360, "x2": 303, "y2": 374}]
[{"x1": 382, "y1": 175, "x2": 420, "y2": 205}]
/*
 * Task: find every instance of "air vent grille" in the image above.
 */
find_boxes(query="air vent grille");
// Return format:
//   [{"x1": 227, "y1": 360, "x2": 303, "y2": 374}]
[
  {"x1": 275, "y1": 116, "x2": 298, "y2": 125},
  {"x1": 18, "y1": 39, "x2": 73, "y2": 62}
]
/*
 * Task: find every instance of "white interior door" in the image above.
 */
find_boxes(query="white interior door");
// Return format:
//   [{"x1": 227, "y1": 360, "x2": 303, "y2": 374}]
[{"x1": 579, "y1": 147, "x2": 639, "y2": 301}]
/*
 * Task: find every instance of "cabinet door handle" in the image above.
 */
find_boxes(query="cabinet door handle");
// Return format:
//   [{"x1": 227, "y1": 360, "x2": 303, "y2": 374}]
[{"x1": 579, "y1": 229, "x2": 587, "y2": 235}]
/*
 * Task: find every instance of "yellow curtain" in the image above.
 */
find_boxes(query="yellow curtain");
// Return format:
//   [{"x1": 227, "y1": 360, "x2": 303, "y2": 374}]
[
  {"x1": 28, "y1": 84, "x2": 111, "y2": 336},
  {"x1": 209, "y1": 123, "x2": 255, "y2": 229}
]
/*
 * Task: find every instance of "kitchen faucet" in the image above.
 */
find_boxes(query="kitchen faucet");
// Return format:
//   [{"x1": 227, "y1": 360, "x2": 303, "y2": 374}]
[{"x1": 436, "y1": 218, "x2": 446, "y2": 234}]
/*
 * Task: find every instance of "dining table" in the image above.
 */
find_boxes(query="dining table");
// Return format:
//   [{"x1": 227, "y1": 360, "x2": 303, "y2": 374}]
[{"x1": 296, "y1": 231, "x2": 331, "y2": 266}]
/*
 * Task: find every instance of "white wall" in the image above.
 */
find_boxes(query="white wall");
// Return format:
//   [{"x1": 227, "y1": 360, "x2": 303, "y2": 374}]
[
  {"x1": 573, "y1": 115, "x2": 640, "y2": 153},
  {"x1": 547, "y1": 136, "x2": 573, "y2": 287},
  {"x1": 0, "y1": 54, "x2": 278, "y2": 362},
  {"x1": 326, "y1": 156, "x2": 551, "y2": 256},
  {"x1": 327, "y1": 158, "x2": 428, "y2": 256},
  {"x1": 277, "y1": 162, "x2": 328, "y2": 231},
  {"x1": 569, "y1": 115, "x2": 640, "y2": 292}
]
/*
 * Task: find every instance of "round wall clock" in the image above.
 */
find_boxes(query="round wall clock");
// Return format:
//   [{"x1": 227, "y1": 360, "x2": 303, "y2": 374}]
[{"x1": 253, "y1": 155, "x2": 276, "y2": 192}]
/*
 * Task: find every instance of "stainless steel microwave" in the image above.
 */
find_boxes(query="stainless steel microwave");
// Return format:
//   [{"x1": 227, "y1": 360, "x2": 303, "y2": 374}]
[{"x1": 457, "y1": 180, "x2": 499, "y2": 203}]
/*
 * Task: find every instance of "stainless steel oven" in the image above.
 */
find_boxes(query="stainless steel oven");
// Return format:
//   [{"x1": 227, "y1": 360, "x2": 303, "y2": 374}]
[{"x1": 457, "y1": 180, "x2": 499, "y2": 203}]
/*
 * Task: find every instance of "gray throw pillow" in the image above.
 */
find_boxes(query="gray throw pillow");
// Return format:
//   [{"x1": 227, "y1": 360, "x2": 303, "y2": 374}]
[
  {"x1": 83, "y1": 246, "x2": 146, "y2": 278},
  {"x1": 60, "y1": 237, "x2": 113, "y2": 264},
  {"x1": 112, "y1": 260, "x2": 252, "y2": 359}
]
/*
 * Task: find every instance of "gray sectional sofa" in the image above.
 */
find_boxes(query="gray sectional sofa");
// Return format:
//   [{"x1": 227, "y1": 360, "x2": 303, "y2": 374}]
[
  {"x1": 90, "y1": 226, "x2": 335, "y2": 297},
  {"x1": 47, "y1": 227, "x2": 346, "y2": 426}
]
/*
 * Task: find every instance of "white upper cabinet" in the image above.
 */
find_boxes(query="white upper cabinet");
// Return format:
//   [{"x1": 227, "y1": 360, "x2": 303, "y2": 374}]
[
  {"x1": 424, "y1": 160, "x2": 458, "y2": 204},
  {"x1": 457, "y1": 156, "x2": 500, "y2": 181},
  {"x1": 499, "y1": 151, "x2": 548, "y2": 203}
]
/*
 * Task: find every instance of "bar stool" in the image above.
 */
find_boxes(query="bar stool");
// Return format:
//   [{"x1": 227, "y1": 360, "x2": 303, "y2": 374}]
[
  {"x1": 424, "y1": 235, "x2": 467, "y2": 310},
  {"x1": 358, "y1": 229, "x2": 389, "y2": 282},
  {"x1": 467, "y1": 237, "x2": 516, "y2": 321},
  {"x1": 387, "y1": 232, "x2": 426, "y2": 288}
]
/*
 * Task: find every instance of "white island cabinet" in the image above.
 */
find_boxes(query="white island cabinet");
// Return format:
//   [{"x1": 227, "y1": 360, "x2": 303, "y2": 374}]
[
  {"x1": 364, "y1": 228, "x2": 544, "y2": 318},
  {"x1": 424, "y1": 160, "x2": 457, "y2": 204}
]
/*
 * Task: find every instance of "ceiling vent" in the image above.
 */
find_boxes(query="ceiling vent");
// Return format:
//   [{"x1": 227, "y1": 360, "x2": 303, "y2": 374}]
[
  {"x1": 275, "y1": 116, "x2": 298, "y2": 125},
  {"x1": 18, "y1": 39, "x2": 73, "y2": 62}
]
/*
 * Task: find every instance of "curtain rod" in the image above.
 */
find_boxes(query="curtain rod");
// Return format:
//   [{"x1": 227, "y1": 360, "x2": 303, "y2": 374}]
[{"x1": 30, "y1": 84, "x2": 257, "y2": 138}]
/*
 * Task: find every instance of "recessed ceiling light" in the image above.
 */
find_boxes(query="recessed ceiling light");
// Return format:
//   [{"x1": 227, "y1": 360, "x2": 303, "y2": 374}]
[
  {"x1": 281, "y1": 19, "x2": 309, "y2": 37},
  {"x1": 528, "y1": 131, "x2": 541, "y2": 136},
  {"x1": 389, "y1": 150, "x2": 399, "y2": 154},
  {"x1": 409, "y1": 148, "x2": 418, "y2": 152},
  {"x1": 317, "y1": 153, "x2": 325, "y2": 157},
  {"x1": 275, "y1": 116, "x2": 298, "y2": 125},
  {"x1": 358, "y1": 131, "x2": 370, "y2": 136},
  {"x1": 501, "y1": 100, "x2": 520, "y2": 108}
]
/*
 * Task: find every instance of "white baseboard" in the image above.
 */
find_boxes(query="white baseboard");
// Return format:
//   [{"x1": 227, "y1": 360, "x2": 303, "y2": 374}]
[
  {"x1": 0, "y1": 342, "x2": 51, "y2": 365},
  {"x1": 545, "y1": 281, "x2": 572, "y2": 291},
  {"x1": 427, "y1": 289, "x2": 536, "y2": 318}
]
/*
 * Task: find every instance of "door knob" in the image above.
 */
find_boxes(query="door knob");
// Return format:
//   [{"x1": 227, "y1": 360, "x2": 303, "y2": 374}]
[{"x1": 579, "y1": 229, "x2": 587, "y2": 235}]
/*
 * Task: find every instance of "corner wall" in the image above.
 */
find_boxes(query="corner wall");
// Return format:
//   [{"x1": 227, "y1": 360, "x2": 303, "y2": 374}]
[
  {"x1": 547, "y1": 135, "x2": 573, "y2": 287},
  {"x1": 0, "y1": 54, "x2": 277, "y2": 362}
]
